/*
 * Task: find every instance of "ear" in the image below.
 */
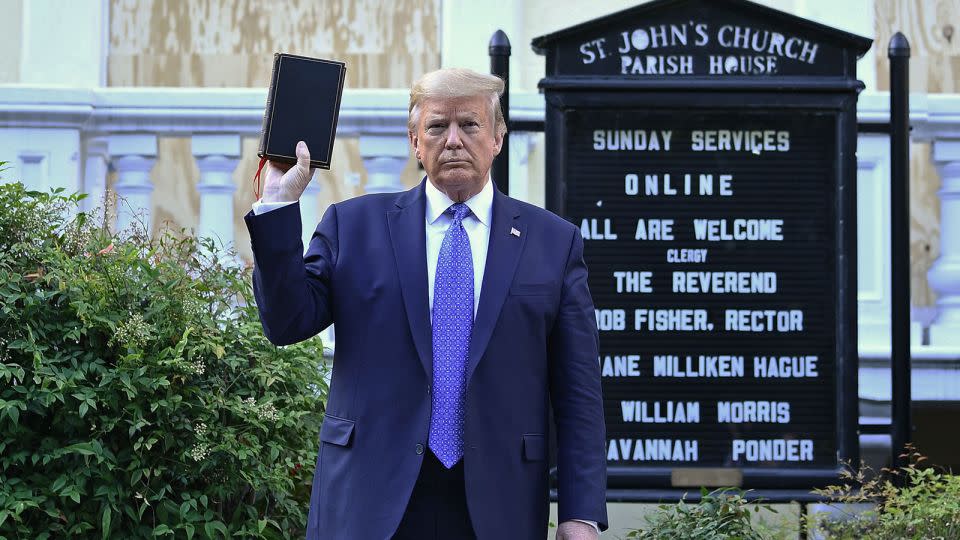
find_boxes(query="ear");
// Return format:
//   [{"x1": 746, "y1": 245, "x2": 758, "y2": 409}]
[
  {"x1": 491, "y1": 129, "x2": 504, "y2": 157},
  {"x1": 408, "y1": 130, "x2": 419, "y2": 156}
]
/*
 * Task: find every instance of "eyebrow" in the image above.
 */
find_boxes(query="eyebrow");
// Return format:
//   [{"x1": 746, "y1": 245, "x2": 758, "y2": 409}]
[{"x1": 425, "y1": 111, "x2": 482, "y2": 123}]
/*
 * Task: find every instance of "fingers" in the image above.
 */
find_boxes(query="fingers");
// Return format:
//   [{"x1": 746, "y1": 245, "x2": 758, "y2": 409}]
[
  {"x1": 262, "y1": 142, "x2": 313, "y2": 202},
  {"x1": 296, "y1": 140, "x2": 311, "y2": 171},
  {"x1": 265, "y1": 160, "x2": 293, "y2": 178}
]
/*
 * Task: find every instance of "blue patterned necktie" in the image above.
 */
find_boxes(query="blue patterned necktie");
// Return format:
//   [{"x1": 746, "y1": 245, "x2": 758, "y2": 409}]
[{"x1": 429, "y1": 202, "x2": 474, "y2": 468}]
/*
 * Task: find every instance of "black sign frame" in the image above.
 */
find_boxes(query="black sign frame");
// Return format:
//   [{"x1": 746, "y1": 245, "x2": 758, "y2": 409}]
[
  {"x1": 534, "y1": 0, "x2": 871, "y2": 499},
  {"x1": 548, "y1": 90, "x2": 859, "y2": 493}
]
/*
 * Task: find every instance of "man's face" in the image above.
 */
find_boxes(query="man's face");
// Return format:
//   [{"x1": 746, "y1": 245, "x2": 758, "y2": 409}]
[{"x1": 410, "y1": 95, "x2": 503, "y2": 201}]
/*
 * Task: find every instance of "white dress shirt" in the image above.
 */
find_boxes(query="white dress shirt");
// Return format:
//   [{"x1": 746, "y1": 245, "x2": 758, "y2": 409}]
[
  {"x1": 251, "y1": 181, "x2": 600, "y2": 535},
  {"x1": 423, "y1": 177, "x2": 491, "y2": 316}
]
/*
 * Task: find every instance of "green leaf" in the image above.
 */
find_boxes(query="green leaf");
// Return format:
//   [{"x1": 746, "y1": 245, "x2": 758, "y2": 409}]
[
  {"x1": 51, "y1": 475, "x2": 67, "y2": 493},
  {"x1": 204, "y1": 521, "x2": 228, "y2": 538},
  {"x1": 184, "y1": 524, "x2": 195, "y2": 540},
  {"x1": 64, "y1": 442, "x2": 96, "y2": 456},
  {"x1": 101, "y1": 506, "x2": 112, "y2": 539}
]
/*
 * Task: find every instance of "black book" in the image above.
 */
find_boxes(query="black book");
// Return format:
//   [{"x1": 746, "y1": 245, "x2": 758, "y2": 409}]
[{"x1": 258, "y1": 53, "x2": 346, "y2": 169}]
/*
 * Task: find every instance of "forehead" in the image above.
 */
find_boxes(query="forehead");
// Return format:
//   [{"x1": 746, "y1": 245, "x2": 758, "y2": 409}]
[{"x1": 420, "y1": 95, "x2": 490, "y2": 119}]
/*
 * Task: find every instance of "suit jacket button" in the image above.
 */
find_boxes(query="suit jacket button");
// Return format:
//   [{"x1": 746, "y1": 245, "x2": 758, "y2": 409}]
[{"x1": 415, "y1": 444, "x2": 424, "y2": 455}]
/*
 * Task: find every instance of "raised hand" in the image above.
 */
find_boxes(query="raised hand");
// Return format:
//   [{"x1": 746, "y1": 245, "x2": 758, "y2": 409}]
[{"x1": 262, "y1": 140, "x2": 316, "y2": 203}]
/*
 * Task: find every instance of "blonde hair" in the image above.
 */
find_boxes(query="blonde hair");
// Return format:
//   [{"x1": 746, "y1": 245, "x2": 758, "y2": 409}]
[{"x1": 408, "y1": 68, "x2": 507, "y2": 137}]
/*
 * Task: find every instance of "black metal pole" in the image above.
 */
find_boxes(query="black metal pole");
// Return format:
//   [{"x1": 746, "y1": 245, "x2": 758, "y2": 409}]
[
  {"x1": 489, "y1": 29, "x2": 511, "y2": 195},
  {"x1": 799, "y1": 501, "x2": 808, "y2": 540},
  {"x1": 889, "y1": 32, "x2": 911, "y2": 477}
]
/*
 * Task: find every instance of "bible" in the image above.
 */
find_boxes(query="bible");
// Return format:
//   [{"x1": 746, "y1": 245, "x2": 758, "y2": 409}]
[{"x1": 258, "y1": 53, "x2": 346, "y2": 169}]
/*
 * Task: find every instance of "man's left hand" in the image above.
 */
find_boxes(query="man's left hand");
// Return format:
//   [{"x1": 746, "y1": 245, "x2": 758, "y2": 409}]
[{"x1": 556, "y1": 520, "x2": 599, "y2": 540}]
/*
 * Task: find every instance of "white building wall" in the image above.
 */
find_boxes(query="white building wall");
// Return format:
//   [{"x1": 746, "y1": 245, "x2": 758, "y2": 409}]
[{"x1": 20, "y1": 0, "x2": 108, "y2": 87}]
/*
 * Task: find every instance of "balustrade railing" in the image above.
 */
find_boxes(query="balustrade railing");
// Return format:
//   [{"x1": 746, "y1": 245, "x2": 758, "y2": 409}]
[{"x1": 2, "y1": 86, "x2": 960, "y2": 369}]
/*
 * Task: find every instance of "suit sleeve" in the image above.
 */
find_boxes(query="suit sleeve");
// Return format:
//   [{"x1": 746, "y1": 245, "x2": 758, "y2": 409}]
[
  {"x1": 244, "y1": 201, "x2": 339, "y2": 346},
  {"x1": 547, "y1": 226, "x2": 609, "y2": 531}
]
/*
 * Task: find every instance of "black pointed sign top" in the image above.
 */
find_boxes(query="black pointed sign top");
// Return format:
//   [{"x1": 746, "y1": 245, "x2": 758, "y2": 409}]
[
  {"x1": 490, "y1": 29, "x2": 512, "y2": 55},
  {"x1": 531, "y1": 0, "x2": 872, "y2": 80},
  {"x1": 888, "y1": 32, "x2": 910, "y2": 58}
]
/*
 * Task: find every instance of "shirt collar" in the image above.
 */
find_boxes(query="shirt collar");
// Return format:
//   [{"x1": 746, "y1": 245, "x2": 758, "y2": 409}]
[{"x1": 425, "y1": 176, "x2": 494, "y2": 227}]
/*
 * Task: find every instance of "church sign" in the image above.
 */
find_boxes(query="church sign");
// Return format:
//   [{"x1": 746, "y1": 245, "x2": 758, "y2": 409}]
[{"x1": 533, "y1": 0, "x2": 871, "y2": 496}]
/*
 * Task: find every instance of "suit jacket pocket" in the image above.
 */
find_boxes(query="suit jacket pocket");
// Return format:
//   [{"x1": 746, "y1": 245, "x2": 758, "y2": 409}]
[
  {"x1": 509, "y1": 282, "x2": 555, "y2": 296},
  {"x1": 320, "y1": 414, "x2": 355, "y2": 447},
  {"x1": 522, "y1": 433, "x2": 546, "y2": 461}
]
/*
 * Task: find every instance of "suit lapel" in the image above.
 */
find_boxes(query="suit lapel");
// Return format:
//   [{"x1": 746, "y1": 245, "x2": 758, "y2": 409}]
[
  {"x1": 387, "y1": 181, "x2": 433, "y2": 379},
  {"x1": 466, "y1": 189, "x2": 524, "y2": 387}
]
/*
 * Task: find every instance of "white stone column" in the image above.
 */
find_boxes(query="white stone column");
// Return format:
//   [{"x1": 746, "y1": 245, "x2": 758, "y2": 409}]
[
  {"x1": 20, "y1": 0, "x2": 108, "y2": 86},
  {"x1": 300, "y1": 175, "x2": 321, "y2": 251},
  {"x1": 440, "y1": 0, "x2": 524, "y2": 86},
  {"x1": 299, "y1": 177, "x2": 329, "y2": 353},
  {"x1": 359, "y1": 135, "x2": 410, "y2": 193},
  {"x1": 508, "y1": 132, "x2": 536, "y2": 203},
  {"x1": 928, "y1": 139, "x2": 960, "y2": 345},
  {"x1": 191, "y1": 134, "x2": 241, "y2": 253},
  {"x1": 108, "y1": 135, "x2": 157, "y2": 235},
  {"x1": 82, "y1": 137, "x2": 109, "y2": 214},
  {"x1": 856, "y1": 134, "x2": 892, "y2": 352}
]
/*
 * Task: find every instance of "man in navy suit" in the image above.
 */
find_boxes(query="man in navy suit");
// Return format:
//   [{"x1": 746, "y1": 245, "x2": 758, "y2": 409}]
[{"x1": 245, "y1": 68, "x2": 607, "y2": 539}]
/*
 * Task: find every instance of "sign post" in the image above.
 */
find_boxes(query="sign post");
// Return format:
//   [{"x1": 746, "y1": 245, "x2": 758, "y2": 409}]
[
  {"x1": 533, "y1": 0, "x2": 872, "y2": 499},
  {"x1": 888, "y1": 32, "x2": 911, "y2": 478}
]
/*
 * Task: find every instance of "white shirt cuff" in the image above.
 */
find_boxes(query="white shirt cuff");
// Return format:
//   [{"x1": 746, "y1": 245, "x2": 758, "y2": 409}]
[
  {"x1": 572, "y1": 519, "x2": 600, "y2": 534},
  {"x1": 251, "y1": 199, "x2": 297, "y2": 215}
]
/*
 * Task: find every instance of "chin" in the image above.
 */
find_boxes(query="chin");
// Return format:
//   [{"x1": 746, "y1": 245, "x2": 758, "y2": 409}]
[{"x1": 435, "y1": 172, "x2": 478, "y2": 188}]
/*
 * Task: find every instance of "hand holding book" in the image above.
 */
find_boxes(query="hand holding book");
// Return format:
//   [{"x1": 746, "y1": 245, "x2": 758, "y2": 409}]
[
  {"x1": 256, "y1": 53, "x2": 345, "y2": 202},
  {"x1": 262, "y1": 140, "x2": 315, "y2": 203}
]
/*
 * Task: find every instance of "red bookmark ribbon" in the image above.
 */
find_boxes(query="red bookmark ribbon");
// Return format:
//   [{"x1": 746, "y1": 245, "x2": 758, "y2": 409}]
[{"x1": 253, "y1": 156, "x2": 267, "y2": 199}]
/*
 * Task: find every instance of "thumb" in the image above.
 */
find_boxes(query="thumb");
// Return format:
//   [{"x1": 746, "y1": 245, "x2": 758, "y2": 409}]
[{"x1": 296, "y1": 141, "x2": 311, "y2": 170}]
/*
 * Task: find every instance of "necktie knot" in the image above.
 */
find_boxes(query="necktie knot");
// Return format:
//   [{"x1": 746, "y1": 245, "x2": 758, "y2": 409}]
[{"x1": 446, "y1": 203, "x2": 471, "y2": 223}]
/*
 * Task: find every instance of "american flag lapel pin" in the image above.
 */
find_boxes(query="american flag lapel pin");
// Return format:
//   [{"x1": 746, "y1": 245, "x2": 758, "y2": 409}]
[{"x1": 510, "y1": 227, "x2": 521, "y2": 238}]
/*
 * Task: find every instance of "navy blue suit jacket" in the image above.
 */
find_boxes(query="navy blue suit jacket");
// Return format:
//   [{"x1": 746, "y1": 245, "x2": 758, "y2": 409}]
[{"x1": 244, "y1": 181, "x2": 607, "y2": 539}]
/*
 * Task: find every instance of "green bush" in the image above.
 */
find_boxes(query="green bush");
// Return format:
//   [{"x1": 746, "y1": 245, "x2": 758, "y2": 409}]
[
  {"x1": 811, "y1": 447, "x2": 960, "y2": 540},
  {"x1": 0, "y1": 175, "x2": 328, "y2": 539},
  {"x1": 626, "y1": 488, "x2": 774, "y2": 540}
]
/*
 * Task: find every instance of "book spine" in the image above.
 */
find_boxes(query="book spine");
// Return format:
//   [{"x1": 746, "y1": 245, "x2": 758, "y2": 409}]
[{"x1": 258, "y1": 53, "x2": 283, "y2": 158}]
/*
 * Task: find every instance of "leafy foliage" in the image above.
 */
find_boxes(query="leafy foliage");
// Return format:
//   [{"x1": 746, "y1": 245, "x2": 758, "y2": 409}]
[
  {"x1": 810, "y1": 446, "x2": 960, "y2": 540},
  {"x1": 626, "y1": 488, "x2": 774, "y2": 540},
  {"x1": 0, "y1": 178, "x2": 328, "y2": 539}
]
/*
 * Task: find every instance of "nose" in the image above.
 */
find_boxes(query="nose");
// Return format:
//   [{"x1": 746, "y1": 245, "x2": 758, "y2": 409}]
[{"x1": 444, "y1": 124, "x2": 464, "y2": 149}]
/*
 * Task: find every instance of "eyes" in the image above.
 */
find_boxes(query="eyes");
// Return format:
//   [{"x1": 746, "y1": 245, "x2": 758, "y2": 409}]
[{"x1": 425, "y1": 120, "x2": 481, "y2": 135}]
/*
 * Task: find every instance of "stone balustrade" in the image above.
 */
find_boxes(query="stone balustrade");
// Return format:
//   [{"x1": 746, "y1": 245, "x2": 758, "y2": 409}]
[{"x1": 1, "y1": 86, "x2": 960, "y2": 369}]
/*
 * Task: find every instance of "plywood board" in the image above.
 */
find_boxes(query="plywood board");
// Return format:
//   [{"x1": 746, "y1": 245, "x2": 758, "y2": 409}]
[{"x1": 106, "y1": 0, "x2": 439, "y2": 264}]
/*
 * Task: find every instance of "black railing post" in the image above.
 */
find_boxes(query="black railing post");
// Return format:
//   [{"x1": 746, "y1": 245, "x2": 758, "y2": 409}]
[
  {"x1": 889, "y1": 31, "x2": 911, "y2": 477},
  {"x1": 489, "y1": 29, "x2": 511, "y2": 195}
]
